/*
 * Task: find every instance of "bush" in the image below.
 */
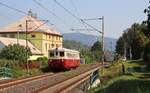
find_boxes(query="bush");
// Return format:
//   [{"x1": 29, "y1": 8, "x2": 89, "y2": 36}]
[
  {"x1": 0, "y1": 59, "x2": 23, "y2": 78},
  {"x1": 0, "y1": 59, "x2": 20, "y2": 69},
  {"x1": 37, "y1": 57, "x2": 48, "y2": 67},
  {"x1": 40, "y1": 65, "x2": 51, "y2": 72},
  {"x1": 0, "y1": 44, "x2": 31, "y2": 63}
]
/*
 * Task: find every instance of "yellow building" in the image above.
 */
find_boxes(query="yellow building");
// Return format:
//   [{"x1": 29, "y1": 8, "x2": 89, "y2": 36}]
[{"x1": 0, "y1": 15, "x2": 63, "y2": 58}]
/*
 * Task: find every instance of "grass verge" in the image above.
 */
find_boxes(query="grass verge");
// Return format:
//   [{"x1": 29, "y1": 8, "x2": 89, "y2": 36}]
[{"x1": 88, "y1": 75, "x2": 150, "y2": 93}]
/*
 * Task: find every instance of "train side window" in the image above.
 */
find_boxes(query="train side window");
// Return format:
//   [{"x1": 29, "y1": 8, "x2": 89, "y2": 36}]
[
  {"x1": 60, "y1": 51, "x2": 64, "y2": 57},
  {"x1": 56, "y1": 51, "x2": 58, "y2": 56},
  {"x1": 49, "y1": 52, "x2": 54, "y2": 57}
]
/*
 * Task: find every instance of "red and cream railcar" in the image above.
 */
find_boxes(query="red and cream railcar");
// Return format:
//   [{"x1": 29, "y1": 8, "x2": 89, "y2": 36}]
[{"x1": 48, "y1": 47, "x2": 80, "y2": 70}]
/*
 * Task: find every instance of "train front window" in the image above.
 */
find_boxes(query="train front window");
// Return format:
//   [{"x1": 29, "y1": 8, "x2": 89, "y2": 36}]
[
  {"x1": 60, "y1": 51, "x2": 64, "y2": 57},
  {"x1": 49, "y1": 52, "x2": 54, "y2": 57}
]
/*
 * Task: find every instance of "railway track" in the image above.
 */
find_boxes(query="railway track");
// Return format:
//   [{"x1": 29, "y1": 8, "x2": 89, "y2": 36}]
[
  {"x1": 36, "y1": 64, "x2": 101, "y2": 93},
  {"x1": 0, "y1": 63, "x2": 101, "y2": 93},
  {"x1": 0, "y1": 73, "x2": 55, "y2": 88}
]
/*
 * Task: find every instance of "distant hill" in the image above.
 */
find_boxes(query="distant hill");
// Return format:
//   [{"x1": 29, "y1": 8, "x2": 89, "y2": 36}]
[
  {"x1": 63, "y1": 40, "x2": 88, "y2": 51},
  {"x1": 63, "y1": 32, "x2": 116, "y2": 51}
]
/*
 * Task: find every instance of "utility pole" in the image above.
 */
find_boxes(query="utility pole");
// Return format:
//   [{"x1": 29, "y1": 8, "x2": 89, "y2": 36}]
[
  {"x1": 25, "y1": 19, "x2": 48, "y2": 75},
  {"x1": 72, "y1": 16, "x2": 105, "y2": 65},
  {"x1": 101, "y1": 16, "x2": 104, "y2": 65},
  {"x1": 26, "y1": 20, "x2": 30, "y2": 75}
]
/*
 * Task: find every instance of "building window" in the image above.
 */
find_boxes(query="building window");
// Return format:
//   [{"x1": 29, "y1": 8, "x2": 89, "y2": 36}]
[
  {"x1": 31, "y1": 34, "x2": 36, "y2": 38},
  {"x1": 1, "y1": 34, "x2": 7, "y2": 37},
  {"x1": 9, "y1": 34, "x2": 15, "y2": 38},
  {"x1": 51, "y1": 44, "x2": 54, "y2": 48},
  {"x1": 56, "y1": 44, "x2": 59, "y2": 48},
  {"x1": 49, "y1": 35, "x2": 51, "y2": 40}
]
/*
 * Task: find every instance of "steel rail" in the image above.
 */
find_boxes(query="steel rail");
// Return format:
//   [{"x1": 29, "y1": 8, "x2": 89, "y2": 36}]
[
  {"x1": 0, "y1": 73, "x2": 55, "y2": 89},
  {"x1": 36, "y1": 64, "x2": 101, "y2": 93}
]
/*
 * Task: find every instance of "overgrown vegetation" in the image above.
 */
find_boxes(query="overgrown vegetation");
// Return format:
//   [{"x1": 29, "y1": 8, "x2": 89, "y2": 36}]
[
  {"x1": 0, "y1": 44, "x2": 31, "y2": 63},
  {"x1": 0, "y1": 59, "x2": 43, "y2": 78},
  {"x1": 91, "y1": 41, "x2": 102, "y2": 62},
  {"x1": 37, "y1": 57, "x2": 48, "y2": 67},
  {"x1": 143, "y1": 42, "x2": 150, "y2": 68},
  {"x1": 87, "y1": 60, "x2": 150, "y2": 93},
  {"x1": 89, "y1": 76, "x2": 150, "y2": 93}
]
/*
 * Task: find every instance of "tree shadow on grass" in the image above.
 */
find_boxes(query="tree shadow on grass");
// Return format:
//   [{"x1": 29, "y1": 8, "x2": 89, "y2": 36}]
[{"x1": 95, "y1": 79, "x2": 150, "y2": 93}]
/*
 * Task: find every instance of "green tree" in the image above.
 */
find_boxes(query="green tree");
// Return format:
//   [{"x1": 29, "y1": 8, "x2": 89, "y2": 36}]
[
  {"x1": 0, "y1": 44, "x2": 31, "y2": 63},
  {"x1": 143, "y1": 42, "x2": 150, "y2": 67},
  {"x1": 91, "y1": 41, "x2": 102, "y2": 62},
  {"x1": 116, "y1": 23, "x2": 148, "y2": 60},
  {"x1": 80, "y1": 49, "x2": 93, "y2": 64},
  {"x1": 131, "y1": 32, "x2": 149, "y2": 59},
  {"x1": 143, "y1": 1, "x2": 150, "y2": 68},
  {"x1": 116, "y1": 37, "x2": 124, "y2": 56},
  {"x1": 144, "y1": 1, "x2": 150, "y2": 38}
]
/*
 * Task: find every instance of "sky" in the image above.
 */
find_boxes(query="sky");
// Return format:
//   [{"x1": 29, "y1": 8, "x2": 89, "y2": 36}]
[{"x1": 0, "y1": 0, "x2": 149, "y2": 39}]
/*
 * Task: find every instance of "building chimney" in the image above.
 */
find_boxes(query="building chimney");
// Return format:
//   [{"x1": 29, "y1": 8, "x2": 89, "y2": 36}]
[{"x1": 28, "y1": 9, "x2": 37, "y2": 19}]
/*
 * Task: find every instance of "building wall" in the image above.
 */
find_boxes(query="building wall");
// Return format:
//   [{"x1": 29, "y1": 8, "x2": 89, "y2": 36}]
[
  {"x1": 28, "y1": 32, "x2": 43, "y2": 52},
  {"x1": 42, "y1": 33, "x2": 63, "y2": 57},
  {"x1": 0, "y1": 32, "x2": 63, "y2": 57}
]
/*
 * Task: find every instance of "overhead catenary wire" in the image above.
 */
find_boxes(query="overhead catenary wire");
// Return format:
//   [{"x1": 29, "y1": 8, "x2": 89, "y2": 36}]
[
  {"x1": 0, "y1": 2, "x2": 27, "y2": 15},
  {"x1": 54, "y1": 0, "x2": 79, "y2": 21},
  {"x1": 0, "y1": 2, "x2": 47, "y2": 21},
  {"x1": 33, "y1": 0, "x2": 61, "y2": 21},
  {"x1": 69, "y1": 0, "x2": 90, "y2": 33},
  {"x1": 32, "y1": 0, "x2": 71, "y2": 30},
  {"x1": 0, "y1": 1, "x2": 51, "y2": 32},
  {"x1": 54, "y1": 0, "x2": 100, "y2": 32},
  {"x1": 69, "y1": 0, "x2": 80, "y2": 18}
]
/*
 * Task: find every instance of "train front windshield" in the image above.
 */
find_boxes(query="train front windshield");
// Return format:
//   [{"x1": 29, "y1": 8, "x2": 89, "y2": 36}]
[{"x1": 49, "y1": 51, "x2": 64, "y2": 58}]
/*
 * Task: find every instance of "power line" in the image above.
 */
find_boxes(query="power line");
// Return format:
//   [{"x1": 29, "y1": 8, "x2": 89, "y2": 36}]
[
  {"x1": 69, "y1": 0, "x2": 80, "y2": 18},
  {"x1": 54, "y1": 0, "x2": 80, "y2": 21},
  {"x1": 0, "y1": 2, "x2": 27, "y2": 15},
  {"x1": 54, "y1": 0, "x2": 100, "y2": 32},
  {"x1": 33, "y1": 0, "x2": 60, "y2": 21},
  {"x1": 0, "y1": 1, "x2": 47, "y2": 21},
  {"x1": 0, "y1": 1, "x2": 52, "y2": 32},
  {"x1": 69, "y1": 0, "x2": 94, "y2": 33},
  {"x1": 32, "y1": 0, "x2": 71, "y2": 30}
]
